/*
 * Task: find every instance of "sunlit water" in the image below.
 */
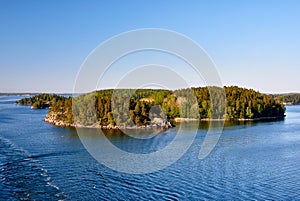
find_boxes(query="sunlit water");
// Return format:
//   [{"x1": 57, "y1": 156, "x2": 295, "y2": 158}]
[{"x1": 0, "y1": 96, "x2": 300, "y2": 200}]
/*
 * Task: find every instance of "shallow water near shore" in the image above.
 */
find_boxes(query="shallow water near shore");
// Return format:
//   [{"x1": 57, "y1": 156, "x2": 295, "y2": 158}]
[{"x1": 1, "y1": 96, "x2": 300, "y2": 200}]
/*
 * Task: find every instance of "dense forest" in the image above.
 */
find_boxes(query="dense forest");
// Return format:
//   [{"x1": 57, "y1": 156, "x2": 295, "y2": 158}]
[
  {"x1": 273, "y1": 93, "x2": 300, "y2": 105},
  {"x1": 17, "y1": 86, "x2": 286, "y2": 128},
  {"x1": 16, "y1": 94, "x2": 66, "y2": 109}
]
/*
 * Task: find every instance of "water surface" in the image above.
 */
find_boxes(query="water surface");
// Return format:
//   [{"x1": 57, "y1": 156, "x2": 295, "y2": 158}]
[{"x1": 0, "y1": 96, "x2": 299, "y2": 200}]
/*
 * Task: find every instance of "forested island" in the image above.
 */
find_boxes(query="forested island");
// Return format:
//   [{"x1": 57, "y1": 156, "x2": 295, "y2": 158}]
[
  {"x1": 16, "y1": 94, "x2": 66, "y2": 109},
  {"x1": 16, "y1": 86, "x2": 286, "y2": 129},
  {"x1": 273, "y1": 93, "x2": 300, "y2": 105}
]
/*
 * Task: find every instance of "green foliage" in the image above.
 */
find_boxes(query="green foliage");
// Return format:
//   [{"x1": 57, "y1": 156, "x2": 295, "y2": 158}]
[
  {"x1": 51, "y1": 97, "x2": 73, "y2": 123},
  {"x1": 18, "y1": 86, "x2": 286, "y2": 127},
  {"x1": 224, "y1": 86, "x2": 285, "y2": 119},
  {"x1": 16, "y1": 94, "x2": 65, "y2": 109}
]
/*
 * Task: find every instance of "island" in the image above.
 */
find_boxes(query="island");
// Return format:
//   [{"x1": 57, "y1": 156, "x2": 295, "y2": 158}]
[
  {"x1": 16, "y1": 86, "x2": 286, "y2": 129},
  {"x1": 273, "y1": 93, "x2": 300, "y2": 105},
  {"x1": 16, "y1": 94, "x2": 66, "y2": 109}
]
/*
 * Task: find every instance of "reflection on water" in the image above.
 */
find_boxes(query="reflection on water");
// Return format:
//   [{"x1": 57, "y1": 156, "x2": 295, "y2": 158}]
[{"x1": 78, "y1": 128, "x2": 177, "y2": 154}]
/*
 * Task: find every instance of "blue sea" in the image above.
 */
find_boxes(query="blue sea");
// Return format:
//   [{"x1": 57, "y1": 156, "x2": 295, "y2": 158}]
[{"x1": 0, "y1": 96, "x2": 300, "y2": 200}]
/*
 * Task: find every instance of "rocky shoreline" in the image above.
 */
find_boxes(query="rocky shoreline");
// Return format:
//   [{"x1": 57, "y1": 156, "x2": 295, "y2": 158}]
[
  {"x1": 44, "y1": 113, "x2": 74, "y2": 127},
  {"x1": 44, "y1": 113, "x2": 173, "y2": 129},
  {"x1": 45, "y1": 113, "x2": 286, "y2": 130},
  {"x1": 174, "y1": 116, "x2": 285, "y2": 122}
]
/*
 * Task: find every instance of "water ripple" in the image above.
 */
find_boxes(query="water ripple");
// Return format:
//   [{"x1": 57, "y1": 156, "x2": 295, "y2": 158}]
[{"x1": 0, "y1": 136, "x2": 66, "y2": 200}]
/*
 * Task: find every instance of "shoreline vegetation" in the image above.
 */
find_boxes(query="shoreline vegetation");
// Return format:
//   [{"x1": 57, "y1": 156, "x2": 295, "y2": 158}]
[
  {"x1": 273, "y1": 93, "x2": 300, "y2": 105},
  {"x1": 16, "y1": 86, "x2": 287, "y2": 129},
  {"x1": 174, "y1": 116, "x2": 285, "y2": 122}
]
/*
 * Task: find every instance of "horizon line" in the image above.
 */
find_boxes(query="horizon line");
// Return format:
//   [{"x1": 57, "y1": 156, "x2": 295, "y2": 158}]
[{"x1": 1, "y1": 85, "x2": 300, "y2": 95}]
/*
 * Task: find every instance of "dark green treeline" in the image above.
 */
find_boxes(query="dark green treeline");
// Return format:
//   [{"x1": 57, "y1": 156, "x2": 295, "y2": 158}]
[{"x1": 17, "y1": 86, "x2": 285, "y2": 126}]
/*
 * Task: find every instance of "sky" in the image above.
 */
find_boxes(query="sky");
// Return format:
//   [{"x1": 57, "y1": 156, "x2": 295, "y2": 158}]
[{"x1": 0, "y1": 0, "x2": 300, "y2": 93}]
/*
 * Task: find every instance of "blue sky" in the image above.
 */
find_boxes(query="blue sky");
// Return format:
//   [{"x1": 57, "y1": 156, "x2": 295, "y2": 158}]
[{"x1": 0, "y1": 0, "x2": 300, "y2": 93}]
